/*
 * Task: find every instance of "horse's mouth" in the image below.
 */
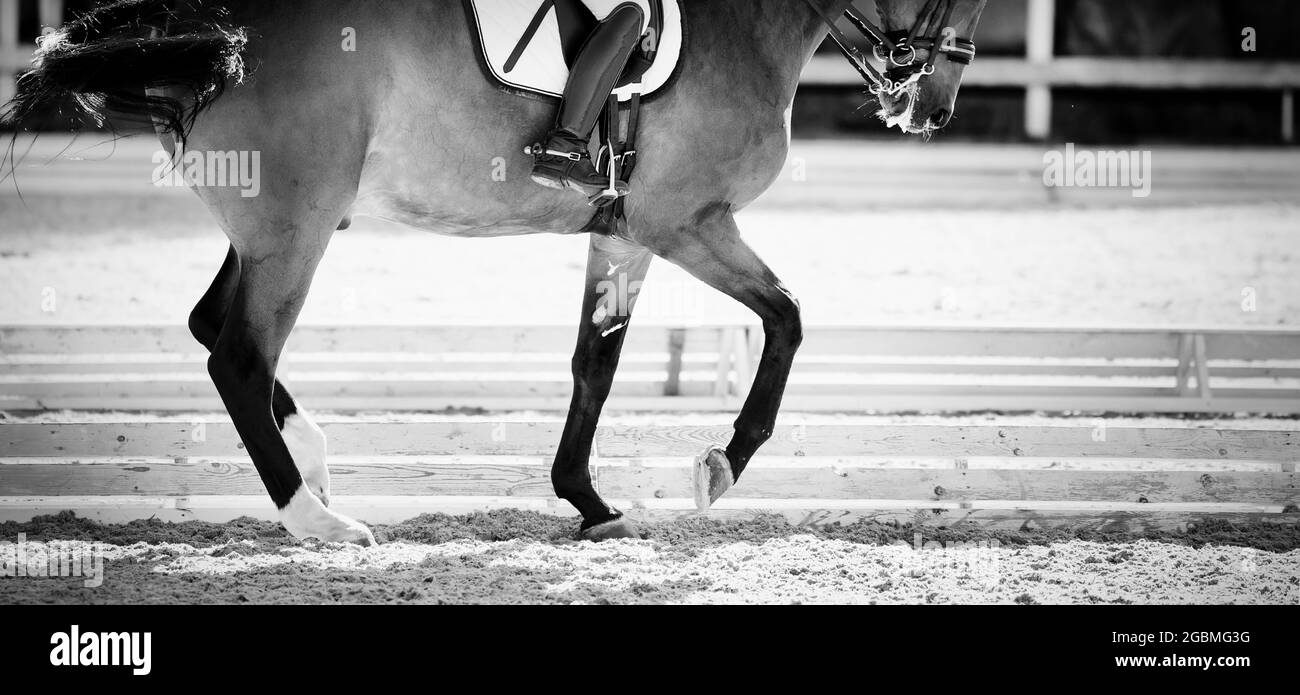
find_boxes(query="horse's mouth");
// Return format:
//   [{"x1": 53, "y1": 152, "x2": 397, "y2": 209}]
[{"x1": 875, "y1": 87, "x2": 940, "y2": 136}]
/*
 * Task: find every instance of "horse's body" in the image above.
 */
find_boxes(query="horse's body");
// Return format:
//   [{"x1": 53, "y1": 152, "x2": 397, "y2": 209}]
[
  {"x1": 186, "y1": 1, "x2": 805, "y2": 241},
  {"x1": 7, "y1": 0, "x2": 984, "y2": 543}
]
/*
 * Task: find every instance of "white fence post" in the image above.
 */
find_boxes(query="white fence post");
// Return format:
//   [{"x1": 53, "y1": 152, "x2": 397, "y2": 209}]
[
  {"x1": 39, "y1": 0, "x2": 63, "y2": 33},
  {"x1": 0, "y1": 0, "x2": 19, "y2": 106},
  {"x1": 1024, "y1": 0, "x2": 1056, "y2": 140}
]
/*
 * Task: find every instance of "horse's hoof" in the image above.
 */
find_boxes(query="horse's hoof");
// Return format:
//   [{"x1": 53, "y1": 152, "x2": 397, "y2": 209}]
[
  {"x1": 347, "y1": 524, "x2": 378, "y2": 547},
  {"x1": 581, "y1": 517, "x2": 642, "y2": 541},
  {"x1": 693, "y1": 445, "x2": 734, "y2": 511},
  {"x1": 280, "y1": 488, "x2": 376, "y2": 546}
]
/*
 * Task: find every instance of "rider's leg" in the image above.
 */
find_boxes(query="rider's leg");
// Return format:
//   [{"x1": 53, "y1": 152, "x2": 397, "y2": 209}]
[{"x1": 531, "y1": 2, "x2": 644, "y2": 197}]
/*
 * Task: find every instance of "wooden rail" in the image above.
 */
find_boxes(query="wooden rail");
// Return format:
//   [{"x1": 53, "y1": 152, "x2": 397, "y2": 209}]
[
  {"x1": 2, "y1": 324, "x2": 1298, "y2": 414},
  {"x1": 1, "y1": 419, "x2": 1296, "y2": 529}
]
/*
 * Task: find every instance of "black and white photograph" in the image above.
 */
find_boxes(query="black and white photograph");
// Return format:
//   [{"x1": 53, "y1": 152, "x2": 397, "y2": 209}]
[{"x1": 0, "y1": 0, "x2": 1297, "y2": 667}]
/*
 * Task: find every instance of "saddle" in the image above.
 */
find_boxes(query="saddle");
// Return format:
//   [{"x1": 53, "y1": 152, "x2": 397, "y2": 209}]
[
  {"x1": 463, "y1": 0, "x2": 683, "y2": 228},
  {"x1": 463, "y1": 0, "x2": 681, "y2": 100}
]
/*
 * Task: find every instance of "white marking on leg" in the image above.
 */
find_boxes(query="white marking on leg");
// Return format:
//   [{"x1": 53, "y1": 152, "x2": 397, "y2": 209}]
[
  {"x1": 601, "y1": 322, "x2": 627, "y2": 337},
  {"x1": 281, "y1": 412, "x2": 330, "y2": 506},
  {"x1": 279, "y1": 485, "x2": 376, "y2": 546}
]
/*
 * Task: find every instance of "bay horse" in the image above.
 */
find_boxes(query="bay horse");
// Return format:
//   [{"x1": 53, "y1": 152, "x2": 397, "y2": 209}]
[{"x1": 4, "y1": 0, "x2": 986, "y2": 544}]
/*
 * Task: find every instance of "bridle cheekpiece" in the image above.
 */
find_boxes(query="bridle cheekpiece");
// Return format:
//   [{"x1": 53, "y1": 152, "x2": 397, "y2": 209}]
[{"x1": 807, "y1": 0, "x2": 977, "y2": 96}]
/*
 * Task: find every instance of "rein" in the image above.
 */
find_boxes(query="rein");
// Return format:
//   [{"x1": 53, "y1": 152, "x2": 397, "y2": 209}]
[{"x1": 805, "y1": 0, "x2": 976, "y2": 96}]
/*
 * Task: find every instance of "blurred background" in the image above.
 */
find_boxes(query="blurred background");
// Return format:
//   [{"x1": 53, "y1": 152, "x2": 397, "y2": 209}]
[{"x1": 805, "y1": 0, "x2": 1300, "y2": 143}]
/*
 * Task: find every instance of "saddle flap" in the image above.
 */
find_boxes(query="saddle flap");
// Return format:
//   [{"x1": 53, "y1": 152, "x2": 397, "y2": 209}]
[{"x1": 465, "y1": 0, "x2": 682, "y2": 100}]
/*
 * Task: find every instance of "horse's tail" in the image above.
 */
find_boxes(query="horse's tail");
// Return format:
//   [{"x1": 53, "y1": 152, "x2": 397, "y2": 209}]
[{"x1": 1, "y1": 0, "x2": 250, "y2": 143}]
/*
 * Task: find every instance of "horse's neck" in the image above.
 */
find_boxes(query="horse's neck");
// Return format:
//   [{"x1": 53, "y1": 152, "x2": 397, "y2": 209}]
[
  {"x1": 793, "y1": 0, "x2": 856, "y2": 61},
  {"x1": 747, "y1": 0, "x2": 854, "y2": 96}
]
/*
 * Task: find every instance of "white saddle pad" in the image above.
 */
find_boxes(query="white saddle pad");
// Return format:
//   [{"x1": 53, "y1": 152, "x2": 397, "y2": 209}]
[{"x1": 466, "y1": 0, "x2": 683, "y2": 100}]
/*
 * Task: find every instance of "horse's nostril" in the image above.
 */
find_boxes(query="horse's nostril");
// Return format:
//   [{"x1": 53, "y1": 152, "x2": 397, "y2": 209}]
[{"x1": 933, "y1": 109, "x2": 952, "y2": 127}]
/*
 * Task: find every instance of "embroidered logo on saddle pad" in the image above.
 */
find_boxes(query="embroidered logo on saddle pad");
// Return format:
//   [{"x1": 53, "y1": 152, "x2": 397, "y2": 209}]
[{"x1": 464, "y1": 0, "x2": 683, "y2": 100}]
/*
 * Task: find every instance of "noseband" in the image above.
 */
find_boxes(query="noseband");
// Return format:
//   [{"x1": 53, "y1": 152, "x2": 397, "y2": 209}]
[{"x1": 806, "y1": 0, "x2": 977, "y2": 96}]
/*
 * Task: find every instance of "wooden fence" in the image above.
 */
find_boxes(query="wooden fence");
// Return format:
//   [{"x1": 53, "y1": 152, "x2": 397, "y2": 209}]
[
  {"x1": 2, "y1": 323, "x2": 1296, "y2": 528},
  {"x1": 1, "y1": 418, "x2": 1296, "y2": 528},
  {"x1": 2, "y1": 324, "x2": 1298, "y2": 414}
]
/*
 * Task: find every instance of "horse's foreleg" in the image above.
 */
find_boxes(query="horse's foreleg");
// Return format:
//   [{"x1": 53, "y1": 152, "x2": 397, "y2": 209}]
[
  {"x1": 190, "y1": 244, "x2": 332, "y2": 506},
  {"x1": 650, "y1": 210, "x2": 802, "y2": 509},
  {"x1": 207, "y1": 231, "x2": 374, "y2": 546},
  {"x1": 554, "y1": 233, "x2": 652, "y2": 540}
]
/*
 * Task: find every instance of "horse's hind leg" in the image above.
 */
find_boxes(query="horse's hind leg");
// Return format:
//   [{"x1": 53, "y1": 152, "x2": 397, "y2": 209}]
[
  {"x1": 554, "y1": 234, "x2": 653, "y2": 540},
  {"x1": 190, "y1": 244, "x2": 332, "y2": 506},
  {"x1": 644, "y1": 207, "x2": 802, "y2": 509},
  {"x1": 207, "y1": 227, "x2": 374, "y2": 545}
]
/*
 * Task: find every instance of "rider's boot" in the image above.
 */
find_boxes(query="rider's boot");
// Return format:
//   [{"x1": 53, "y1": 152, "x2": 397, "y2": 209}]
[{"x1": 530, "y1": 4, "x2": 644, "y2": 198}]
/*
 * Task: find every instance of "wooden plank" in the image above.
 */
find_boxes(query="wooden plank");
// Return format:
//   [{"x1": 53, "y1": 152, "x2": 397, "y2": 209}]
[
  {"x1": 0, "y1": 394, "x2": 733, "y2": 413},
  {"x1": 0, "y1": 422, "x2": 566, "y2": 457},
  {"x1": 594, "y1": 424, "x2": 1299, "y2": 460},
  {"x1": 26, "y1": 357, "x2": 1279, "y2": 380},
  {"x1": 6, "y1": 422, "x2": 1296, "y2": 461},
  {"x1": 8, "y1": 324, "x2": 1294, "y2": 358},
  {"x1": 9, "y1": 454, "x2": 1285, "y2": 473},
  {"x1": 775, "y1": 394, "x2": 1300, "y2": 414},
  {"x1": 596, "y1": 465, "x2": 1297, "y2": 504},
  {"x1": 797, "y1": 327, "x2": 1185, "y2": 358},
  {"x1": 791, "y1": 360, "x2": 1182, "y2": 378},
  {"x1": 7, "y1": 393, "x2": 1298, "y2": 414},
  {"x1": 779, "y1": 384, "x2": 1186, "y2": 398},
  {"x1": 0, "y1": 325, "x2": 718, "y2": 355},
  {"x1": 11, "y1": 376, "x2": 1294, "y2": 403},
  {"x1": 988, "y1": 57, "x2": 1300, "y2": 90},
  {"x1": 0, "y1": 495, "x2": 1294, "y2": 531},
  {"x1": 0, "y1": 458, "x2": 555, "y2": 497},
  {"x1": 0, "y1": 495, "x2": 575, "y2": 525},
  {"x1": 1204, "y1": 331, "x2": 1300, "y2": 360},
  {"x1": 7, "y1": 460, "x2": 1290, "y2": 503},
  {"x1": 0, "y1": 374, "x2": 714, "y2": 399},
  {"x1": 803, "y1": 55, "x2": 1300, "y2": 89},
  {"x1": 0, "y1": 353, "x2": 720, "y2": 375}
]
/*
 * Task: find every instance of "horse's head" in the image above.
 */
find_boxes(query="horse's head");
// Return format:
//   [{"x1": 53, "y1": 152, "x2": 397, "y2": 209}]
[{"x1": 871, "y1": 0, "x2": 987, "y2": 134}]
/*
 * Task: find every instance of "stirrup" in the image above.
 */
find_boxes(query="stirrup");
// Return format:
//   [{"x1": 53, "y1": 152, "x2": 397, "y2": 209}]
[
  {"x1": 587, "y1": 144, "x2": 631, "y2": 208},
  {"x1": 587, "y1": 185, "x2": 628, "y2": 208}
]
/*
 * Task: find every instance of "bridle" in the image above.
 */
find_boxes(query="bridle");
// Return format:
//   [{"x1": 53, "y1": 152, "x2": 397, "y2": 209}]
[{"x1": 805, "y1": 0, "x2": 977, "y2": 97}]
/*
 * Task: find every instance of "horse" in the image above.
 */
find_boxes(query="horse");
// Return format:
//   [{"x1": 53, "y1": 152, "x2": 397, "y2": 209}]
[{"x1": 3, "y1": 0, "x2": 986, "y2": 544}]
